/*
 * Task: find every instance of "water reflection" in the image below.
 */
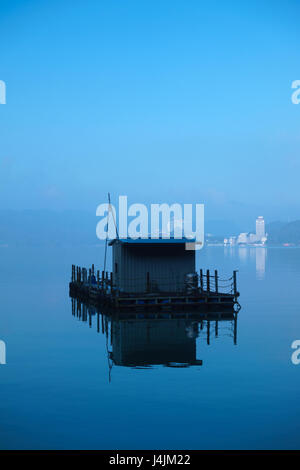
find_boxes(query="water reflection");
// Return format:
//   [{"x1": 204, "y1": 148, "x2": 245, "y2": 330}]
[
  {"x1": 71, "y1": 298, "x2": 238, "y2": 379},
  {"x1": 255, "y1": 247, "x2": 266, "y2": 280}
]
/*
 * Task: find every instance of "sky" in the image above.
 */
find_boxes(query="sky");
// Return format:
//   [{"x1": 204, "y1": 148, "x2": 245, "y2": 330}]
[{"x1": 1, "y1": 0, "x2": 300, "y2": 227}]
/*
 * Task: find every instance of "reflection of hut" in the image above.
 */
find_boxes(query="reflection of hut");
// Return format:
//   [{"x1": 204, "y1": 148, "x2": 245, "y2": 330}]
[
  {"x1": 109, "y1": 238, "x2": 195, "y2": 294},
  {"x1": 110, "y1": 319, "x2": 202, "y2": 367}
]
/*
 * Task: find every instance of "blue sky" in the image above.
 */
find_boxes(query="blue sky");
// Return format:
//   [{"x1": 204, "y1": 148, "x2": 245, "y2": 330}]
[{"x1": 1, "y1": 0, "x2": 300, "y2": 225}]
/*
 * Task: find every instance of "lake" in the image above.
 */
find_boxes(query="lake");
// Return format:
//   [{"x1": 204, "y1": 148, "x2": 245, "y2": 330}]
[{"x1": 0, "y1": 245, "x2": 299, "y2": 449}]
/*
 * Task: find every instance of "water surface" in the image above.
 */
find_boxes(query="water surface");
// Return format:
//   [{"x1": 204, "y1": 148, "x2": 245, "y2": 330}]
[{"x1": 0, "y1": 246, "x2": 299, "y2": 449}]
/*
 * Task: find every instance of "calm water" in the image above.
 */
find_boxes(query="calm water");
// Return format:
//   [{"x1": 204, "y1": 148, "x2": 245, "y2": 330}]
[{"x1": 0, "y1": 245, "x2": 300, "y2": 450}]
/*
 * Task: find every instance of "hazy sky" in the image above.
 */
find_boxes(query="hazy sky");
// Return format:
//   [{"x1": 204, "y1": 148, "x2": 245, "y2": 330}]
[{"x1": 1, "y1": 0, "x2": 300, "y2": 224}]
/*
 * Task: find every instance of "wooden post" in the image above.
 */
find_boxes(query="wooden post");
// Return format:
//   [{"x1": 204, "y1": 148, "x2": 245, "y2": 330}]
[
  {"x1": 206, "y1": 269, "x2": 210, "y2": 293},
  {"x1": 146, "y1": 272, "x2": 150, "y2": 293},
  {"x1": 200, "y1": 269, "x2": 203, "y2": 292},
  {"x1": 215, "y1": 269, "x2": 218, "y2": 293},
  {"x1": 92, "y1": 264, "x2": 94, "y2": 275},
  {"x1": 105, "y1": 272, "x2": 109, "y2": 293},
  {"x1": 233, "y1": 270, "x2": 237, "y2": 297},
  {"x1": 102, "y1": 271, "x2": 105, "y2": 292},
  {"x1": 97, "y1": 270, "x2": 100, "y2": 289}
]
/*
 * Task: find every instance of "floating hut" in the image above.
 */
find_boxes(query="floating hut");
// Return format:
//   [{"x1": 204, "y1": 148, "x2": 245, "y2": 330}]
[{"x1": 69, "y1": 236, "x2": 240, "y2": 312}]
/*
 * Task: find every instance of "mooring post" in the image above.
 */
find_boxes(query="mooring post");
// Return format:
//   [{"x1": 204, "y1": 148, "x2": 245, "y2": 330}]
[
  {"x1": 215, "y1": 269, "x2": 218, "y2": 293},
  {"x1": 105, "y1": 272, "x2": 109, "y2": 294},
  {"x1": 233, "y1": 270, "x2": 237, "y2": 297},
  {"x1": 110, "y1": 272, "x2": 113, "y2": 293},
  {"x1": 206, "y1": 269, "x2": 210, "y2": 293},
  {"x1": 199, "y1": 269, "x2": 203, "y2": 292},
  {"x1": 102, "y1": 271, "x2": 105, "y2": 292},
  {"x1": 146, "y1": 272, "x2": 150, "y2": 293},
  {"x1": 92, "y1": 264, "x2": 94, "y2": 275}
]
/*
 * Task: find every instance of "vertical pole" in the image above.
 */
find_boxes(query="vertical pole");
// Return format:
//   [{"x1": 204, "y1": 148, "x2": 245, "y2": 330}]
[
  {"x1": 200, "y1": 269, "x2": 203, "y2": 292},
  {"x1": 215, "y1": 320, "x2": 218, "y2": 337},
  {"x1": 102, "y1": 271, "x2": 105, "y2": 292},
  {"x1": 89, "y1": 268, "x2": 91, "y2": 287},
  {"x1": 92, "y1": 264, "x2": 94, "y2": 275},
  {"x1": 233, "y1": 270, "x2": 237, "y2": 297},
  {"x1": 110, "y1": 272, "x2": 113, "y2": 293},
  {"x1": 215, "y1": 269, "x2": 218, "y2": 293},
  {"x1": 206, "y1": 269, "x2": 210, "y2": 293},
  {"x1": 97, "y1": 270, "x2": 100, "y2": 289},
  {"x1": 105, "y1": 272, "x2": 109, "y2": 294},
  {"x1": 146, "y1": 272, "x2": 150, "y2": 293}
]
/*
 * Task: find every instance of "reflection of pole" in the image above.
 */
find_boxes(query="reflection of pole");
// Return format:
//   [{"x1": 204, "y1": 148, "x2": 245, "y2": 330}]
[
  {"x1": 97, "y1": 312, "x2": 100, "y2": 333},
  {"x1": 207, "y1": 321, "x2": 210, "y2": 345},
  {"x1": 72, "y1": 298, "x2": 75, "y2": 316},
  {"x1": 233, "y1": 313, "x2": 238, "y2": 345},
  {"x1": 215, "y1": 320, "x2": 218, "y2": 337},
  {"x1": 89, "y1": 308, "x2": 92, "y2": 328}
]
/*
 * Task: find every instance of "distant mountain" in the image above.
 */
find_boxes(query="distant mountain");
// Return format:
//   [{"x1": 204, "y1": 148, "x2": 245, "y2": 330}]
[
  {"x1": 0, "y1": 210, "x2": 101, "y2": 246},
  {"x1": 267, "y1": 220, "x2": 300, "y2": 245}
]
